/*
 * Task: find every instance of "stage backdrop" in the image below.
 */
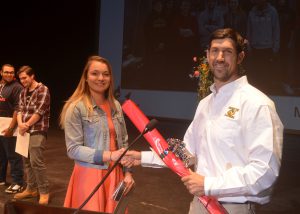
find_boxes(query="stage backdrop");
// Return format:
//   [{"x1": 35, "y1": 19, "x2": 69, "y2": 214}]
[{"x1": 99, "y1": 1, "x2": 300, "y2": 133}]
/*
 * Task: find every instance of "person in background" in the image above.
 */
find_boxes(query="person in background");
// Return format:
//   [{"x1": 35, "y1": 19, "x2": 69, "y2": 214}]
[
  {"x1": 170, "y1": 0, "x2": 199, "y2": 89},
  {"x1": 224, "y1": 0, "x2": 248, "y2": 38},
  {"x1": 275, "y1": 0, "x2": 297, "y2": 94},
  {"x1": 59, "y1": 56, "x2": 134, "y2": 213},
  {"x1": 197, "y1": 0, "x2": 224, "y2": 54},
  {"x1": 0, "y1": 64, "x2": 24, "y2": 194},
  {"x1": 217, "y1": 0, "x2": 229, "y2": 16},
  {"x1": 14, "y1": 65, "x2": 51, "y2": 205},
  {"x1": 143, "y1": 0, "x2": 169, "y2": 86},
  {"x1": 123, "y1": 28, "x2": 283, "y2": 214},
  {"x1": 246, "y1": 0, "x2": 280, "y2": 93}
]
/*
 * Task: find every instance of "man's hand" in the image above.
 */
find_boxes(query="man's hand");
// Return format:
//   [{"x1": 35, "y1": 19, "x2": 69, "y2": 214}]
[
  {"x1": 121, "y1": 150, "x2": 142, "y2": 167},
  {"x1": 181, "y1": 170, "x2": 205, "y2": 197},
  {"x1": 18, "y1": 123, "x2": 29, "y2": 136},
  {"x1": 1, "y1": 127, "x2": 13, "y2": 137}
]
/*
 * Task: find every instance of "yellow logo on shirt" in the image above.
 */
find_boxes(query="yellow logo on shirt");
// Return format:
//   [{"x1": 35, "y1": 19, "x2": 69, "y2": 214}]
[{"x1": 225, "y1": 107, "x2": 239, "y2": 119}]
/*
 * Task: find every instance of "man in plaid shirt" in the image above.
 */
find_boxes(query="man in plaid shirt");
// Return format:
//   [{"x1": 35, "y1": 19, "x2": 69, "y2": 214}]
[{"x1": 14, "y1": 65, "x2": 51, "y2": 205}]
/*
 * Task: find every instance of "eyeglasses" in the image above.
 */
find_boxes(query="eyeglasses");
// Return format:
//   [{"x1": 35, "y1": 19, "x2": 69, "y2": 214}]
[{"x1": 2, "y1": 71, "x2": 15, "y2": 75}]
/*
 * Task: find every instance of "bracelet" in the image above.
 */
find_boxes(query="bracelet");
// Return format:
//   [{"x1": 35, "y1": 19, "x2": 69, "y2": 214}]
[
  {"x1": 8, "y1": 127, "x2": 14, "y2": 131},
  {"x1": 110, "y1": 151, "x2": 112, "y2": 161}
]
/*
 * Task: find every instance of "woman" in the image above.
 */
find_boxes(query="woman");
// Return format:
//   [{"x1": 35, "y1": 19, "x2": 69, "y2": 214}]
[{"x1": 60, "y1": 56, "x2": 134, "y2": 212}]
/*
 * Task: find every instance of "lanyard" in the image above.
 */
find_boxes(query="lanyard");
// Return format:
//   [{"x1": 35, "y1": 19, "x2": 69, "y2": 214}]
[
  {"x1": 24, "y1": 83, "x2": 40, "y2": 109},
  {"x1": 0, "y1": 82, "x2": 6, "y2": 98}
]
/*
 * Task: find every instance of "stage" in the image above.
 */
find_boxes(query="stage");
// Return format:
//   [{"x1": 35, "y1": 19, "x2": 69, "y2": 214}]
[{"x1": 0, "y1": 119, "x2": 299, "y2": 214}]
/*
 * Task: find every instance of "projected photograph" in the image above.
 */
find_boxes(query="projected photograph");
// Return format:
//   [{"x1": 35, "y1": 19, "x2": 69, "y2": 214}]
[{"x1": 121, "y1": 0, "x2": 300, "y2": 96}]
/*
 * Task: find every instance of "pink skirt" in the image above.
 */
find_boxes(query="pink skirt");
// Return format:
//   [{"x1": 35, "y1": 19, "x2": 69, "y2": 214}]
[{"x1": 64, "y1": 163, "x2": 124, "y2": 213}]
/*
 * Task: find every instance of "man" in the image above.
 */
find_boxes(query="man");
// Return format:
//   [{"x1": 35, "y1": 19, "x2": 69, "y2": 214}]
[
  {"x1": 123, "y1": 28, "x2": 283, "y2": 214},
  {"x1": 246, "y1": 0, "x2": 280, "y2": 93},
  {"x1": 0, "y1": 64, "x2": 24, "y2": 193},
  {"x1": 197, "y1": 0, "x2": 224, "y2": 53},
  {"x1": 14, "y1": 65, "x2": 51, "y2": 205}
]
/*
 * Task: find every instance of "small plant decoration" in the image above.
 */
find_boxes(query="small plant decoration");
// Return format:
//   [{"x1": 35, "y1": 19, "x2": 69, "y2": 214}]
[{"x1": 189, "y1": 56, "x2": 213, "y2": 101}]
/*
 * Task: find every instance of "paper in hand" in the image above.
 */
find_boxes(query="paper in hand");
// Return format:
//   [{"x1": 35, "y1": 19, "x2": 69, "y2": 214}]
[
  {"x1": 112, "y1": 180, "x2": 127, "y2": 201},
  {"x1": 15, "y1": 132, "x2": 30, "y2": 158}
]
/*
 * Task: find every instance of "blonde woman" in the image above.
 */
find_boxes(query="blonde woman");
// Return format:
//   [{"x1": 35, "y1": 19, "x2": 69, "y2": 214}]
[{"x1": 60, "y1": 56, "x2": 134, "y2": 212}]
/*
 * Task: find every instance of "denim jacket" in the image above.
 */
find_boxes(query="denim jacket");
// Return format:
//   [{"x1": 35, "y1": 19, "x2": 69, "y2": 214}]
[{"x1": 64, "y1": 99, "x2": 128, "y2": 169}]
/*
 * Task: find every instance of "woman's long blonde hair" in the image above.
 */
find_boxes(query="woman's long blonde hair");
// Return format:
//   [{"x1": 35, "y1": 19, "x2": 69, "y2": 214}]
[{"x1": 59, "y1": 56, "x2": 116, "y2": 129}]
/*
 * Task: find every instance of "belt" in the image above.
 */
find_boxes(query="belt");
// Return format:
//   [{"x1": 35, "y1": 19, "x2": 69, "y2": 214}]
[
  {"x1": 220, "y1": 201, "x2": 254, "y2": 205},
  {"x1": 30, "y1": 131, "x2": 47, "y2": 138}
]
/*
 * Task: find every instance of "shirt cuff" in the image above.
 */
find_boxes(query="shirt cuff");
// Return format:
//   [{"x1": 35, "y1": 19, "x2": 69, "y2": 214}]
[
  {"x1": 93, "y1": 149, "x2": 104, "y2": 165},
  {"x1": 204, "y1": 176, "x2": 218, "y2": 196},
  {"x1": 141, "y1": 150, "x2": 165, "y2": 168}
]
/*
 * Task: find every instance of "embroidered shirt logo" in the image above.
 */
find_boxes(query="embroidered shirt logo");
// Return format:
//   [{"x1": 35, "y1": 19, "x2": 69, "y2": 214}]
[{"x1": 225, "y1": 107, "x2": 239, "y2": 119}]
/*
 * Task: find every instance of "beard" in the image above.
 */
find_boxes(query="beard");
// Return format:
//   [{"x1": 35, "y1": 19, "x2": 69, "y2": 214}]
[{"x1": 210, "y1": 63, "x2": 232, "y2": 82}]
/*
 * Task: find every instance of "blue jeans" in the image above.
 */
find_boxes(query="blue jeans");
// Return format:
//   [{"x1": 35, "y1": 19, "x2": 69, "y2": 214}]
[{"x1": 0, "y1": 136, "x2": 24, "y2": 185}]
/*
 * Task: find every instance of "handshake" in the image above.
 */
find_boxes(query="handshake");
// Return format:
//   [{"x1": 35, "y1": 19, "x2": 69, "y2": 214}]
[
  {"x1": 121, "y1": 150, "x2": 142, "y2": 168},
  {"x1": 112, "y1": 147, "x2": 205, "y2": 198},
  {"x1": 113, "y1": 138, "x2": 194, "y2": 168},
  {"x1": 107, "y1": 149, "x2": 142, "y2": 167}
]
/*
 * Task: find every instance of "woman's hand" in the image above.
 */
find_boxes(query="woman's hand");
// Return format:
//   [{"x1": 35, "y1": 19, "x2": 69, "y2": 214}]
[
  {"x1": 106, "y1": 148, "x2": 126, "y2": 162},
  {"x1": 123, "y1": 172, "x2": 135, "y2": 195}
]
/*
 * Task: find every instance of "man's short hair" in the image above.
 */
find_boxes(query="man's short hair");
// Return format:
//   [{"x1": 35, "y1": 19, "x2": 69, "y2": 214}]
[
  {"x1": 208, "y1": 28, "x2": 245, "y2": 54},
  {"x1": 17, "y1": 65, "x2": 35, "y2": 77},
  {"x1": 1, "y1": 64, "x2": 14, "y2": 71}
]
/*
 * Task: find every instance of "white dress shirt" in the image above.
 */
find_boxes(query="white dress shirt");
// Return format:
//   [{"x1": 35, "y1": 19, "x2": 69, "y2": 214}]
[{"x1": 141, "y1": 76, "x2": 283, "y2": 204}]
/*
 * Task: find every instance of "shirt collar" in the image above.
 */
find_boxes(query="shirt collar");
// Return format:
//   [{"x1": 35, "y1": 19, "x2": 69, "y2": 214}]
[
  {"x1": 26, "y1": 82, "x2": 41, "y2": 93},
  {"x1": 210, "y1": 75, "x2": 248, "y2": 95}
]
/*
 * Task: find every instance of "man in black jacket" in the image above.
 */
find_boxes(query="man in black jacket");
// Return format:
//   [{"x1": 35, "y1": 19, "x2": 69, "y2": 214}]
[{"x1": 0, "y1": 64, "x2": 24, "y2": 193}]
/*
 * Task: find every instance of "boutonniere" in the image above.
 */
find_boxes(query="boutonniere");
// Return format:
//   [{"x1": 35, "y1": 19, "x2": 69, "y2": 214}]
[{"x1": 225, "y1": 106, "x2": 239, "y2": 119}]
